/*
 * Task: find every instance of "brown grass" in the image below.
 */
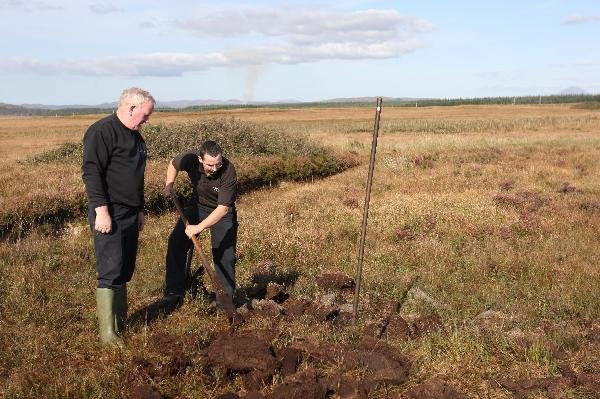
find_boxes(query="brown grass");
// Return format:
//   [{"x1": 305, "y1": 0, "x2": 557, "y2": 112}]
[
  {"x1": 0, "y1": 117, "x2": 357, "y2": 239},
  {"x1": 1, "y1": 104, "x2": 595, "y2": 160},
  {"x1": 1, "y1": 104, "x2": 600, "y2": 398}
]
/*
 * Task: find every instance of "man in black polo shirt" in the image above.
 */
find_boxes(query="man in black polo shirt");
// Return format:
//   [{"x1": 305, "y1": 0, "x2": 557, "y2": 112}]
[
  {"x1": 82, "y1": 87, "x2": 155, "y2": 346},
  {"x1": 162, "y1": 140, "x2": 238, "y2": 306}
]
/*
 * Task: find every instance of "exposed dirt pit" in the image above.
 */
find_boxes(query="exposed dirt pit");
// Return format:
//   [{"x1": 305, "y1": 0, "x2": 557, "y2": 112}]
[
  {"x1": 404, "y1": 377, "x2": 468, "y2": 399},
  {"x1": 126, "y1": 272, "x2": 463, "y2": 398},
  {"x1": 128, "y1": 383, "x2": 164, "y2": 399},
  {"x1": 496, "y1": 362, "x2": 600, "y2": 399},
  {"x1": 316, "y1": 272, "x2": 356, "y2": 291}
]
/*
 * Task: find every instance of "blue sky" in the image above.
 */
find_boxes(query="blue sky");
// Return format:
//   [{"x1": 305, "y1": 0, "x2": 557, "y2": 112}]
[{"x1": 1, "y1": 0, "x2": 599, "y2": 105}]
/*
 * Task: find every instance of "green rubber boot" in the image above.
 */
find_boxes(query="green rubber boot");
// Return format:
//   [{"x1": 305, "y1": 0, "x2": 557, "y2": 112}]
[
  {"x1": 96, "y1": 288, "x2": 124, "y2": 347},
  {"x1": 113, "y1": 285, "x2": 128, "y2": 336}
]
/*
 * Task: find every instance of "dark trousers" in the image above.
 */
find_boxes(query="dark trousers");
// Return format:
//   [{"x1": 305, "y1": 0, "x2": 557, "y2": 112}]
[
  {"x1": 88, "y1": 204, "x2": 140, "y2": 289},
  {"x1": 165, "y1": 204, "x2": 238, "y2": 297}
]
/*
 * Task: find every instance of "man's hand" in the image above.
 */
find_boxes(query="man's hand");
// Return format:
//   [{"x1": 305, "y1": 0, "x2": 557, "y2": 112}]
[
  {"x1": 138, "y1": 211, "x2": 145, "y2": 231},
  {"x1": 185, "y1": 224, "x2": 205, "y2": 239},
  {"x1": 94, "y1": 205, "x2": 112, "y2": 234},
  {"x1": 161, "y1": 182, "x2": 175, "y2": 198}
]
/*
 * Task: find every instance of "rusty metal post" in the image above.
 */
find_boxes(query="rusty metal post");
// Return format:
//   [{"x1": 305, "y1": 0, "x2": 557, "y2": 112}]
[{"x1": 352, "y1": 97, "x2": 382, "y2": 325}]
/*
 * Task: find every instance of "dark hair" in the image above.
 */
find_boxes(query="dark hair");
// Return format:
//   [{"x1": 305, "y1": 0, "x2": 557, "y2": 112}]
[{"x1": 199, "y1": 140, "x2": 223, "y2": 158}]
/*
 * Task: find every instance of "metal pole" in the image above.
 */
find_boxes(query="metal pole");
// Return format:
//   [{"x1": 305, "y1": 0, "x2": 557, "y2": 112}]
[{"x1": 352, "y1": 97, "x2": 382, "y2": 325}]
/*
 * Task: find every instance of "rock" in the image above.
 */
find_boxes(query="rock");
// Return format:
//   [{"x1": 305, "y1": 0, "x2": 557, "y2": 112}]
[
  {"x1": 406, "y1": 287, "x2": 443, "y2": 309},
  {"x1": 474, "y1": 310, "x2": 507, "y2": 329},
  {"x1": 317, "y1": 293, "x2": 337, "y2": 307},
  {"x1": 339, "y1": 303, "x2": 354, "y2": 313}
]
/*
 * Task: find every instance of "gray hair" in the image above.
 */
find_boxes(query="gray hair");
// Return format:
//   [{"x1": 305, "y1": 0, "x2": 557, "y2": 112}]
[{"x1": 118, "y1": 87, "x2": 155, "y2": 107}]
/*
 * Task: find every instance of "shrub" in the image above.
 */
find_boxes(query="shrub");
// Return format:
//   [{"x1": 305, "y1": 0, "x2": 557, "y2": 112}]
[
  {"x1": 25, "y1": 117, "x2": 325, "y2": 164},
  {"x1": 143, "y1": 117, "x2": 324, "y2": 159},
  {"x1": 4, "y1": 118, "x2": 359, "y2": 238},
  {"x1": 29, "y1": 142, "x2": 82, "y2": 164}
]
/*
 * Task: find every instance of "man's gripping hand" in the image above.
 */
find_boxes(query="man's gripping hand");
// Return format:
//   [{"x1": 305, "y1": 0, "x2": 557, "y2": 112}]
[{"x1": 161, "y1": 182, "x2": 175, "y2": 198}]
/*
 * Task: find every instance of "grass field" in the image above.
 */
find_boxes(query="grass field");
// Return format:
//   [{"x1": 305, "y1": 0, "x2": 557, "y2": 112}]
[{"x1": 1, "y1": 104, "x2": 600, "y2": 398}]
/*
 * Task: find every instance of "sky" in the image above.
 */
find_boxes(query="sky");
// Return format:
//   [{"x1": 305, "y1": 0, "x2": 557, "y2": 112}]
[{"x1": 1, "y1": 0, "x2": 599, "y2": 105}]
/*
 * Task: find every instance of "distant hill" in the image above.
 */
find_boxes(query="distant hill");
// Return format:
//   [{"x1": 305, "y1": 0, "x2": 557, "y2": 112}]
[
  {"x1": 2, "y1": 93, "x2": 599, "y2": 116},
  {"x1": 156, "y1": 99, "x2": 302, "y2": 108},
  {"x1": 0, "y1": 102, "x2": 47, "y2": 116},
  {"x1": 0, "y1": 102, "x2": 114, "y2": 116},
  {"x1": 0, "y1": 97, "x2": 309, "y2": 115},
  {"x1": 16, "y1": 102, "x2": 117, "y2": 110},
  {"x1": 8, "y1": 97, "x2": 413, "y2": 111}
]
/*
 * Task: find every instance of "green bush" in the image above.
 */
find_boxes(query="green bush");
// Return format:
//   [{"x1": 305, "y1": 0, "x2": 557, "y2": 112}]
[
  {"x1": 142, "y1": 117, "x2": 324, "y2": 159},
  {"x1": 26, "y1": 117, "x2": 325, "y2": 164},
  {"x1": 29, "y1": 142, "x2": 82, "y2": 164}
]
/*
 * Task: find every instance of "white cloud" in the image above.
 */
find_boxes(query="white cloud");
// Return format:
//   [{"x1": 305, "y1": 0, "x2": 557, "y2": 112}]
[
  {"x1": 0, "y1": 0, "x2": 62, "y2": 11},
  {"x1": 0, "y1": 39, "x2": 424, "y2": 77},
  {"x1": 173, "y1": 7, "x2": 435, "y2": 42},
  {"x1": 0, "y1": 5, "x2": 434, "y2": 77},
  {"x1": 562, "y1": 14, "x2": 600, "y2": 25},
  {"x1": 89, "y1": 3, "x2": 123, "y2": 14}
]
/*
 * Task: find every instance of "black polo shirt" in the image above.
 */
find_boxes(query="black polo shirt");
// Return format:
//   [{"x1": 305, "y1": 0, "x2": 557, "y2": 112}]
[{"x1": 172, "y1": 152, "x2": 237, "y2": 209}]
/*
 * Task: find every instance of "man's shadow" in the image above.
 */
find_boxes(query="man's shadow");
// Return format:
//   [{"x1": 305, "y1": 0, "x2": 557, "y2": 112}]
[{"x1": 128, "y1": 252, "x2": 300, "y2": 329}]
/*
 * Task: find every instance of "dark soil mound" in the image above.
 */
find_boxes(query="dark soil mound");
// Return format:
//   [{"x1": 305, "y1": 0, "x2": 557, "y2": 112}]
[
  {"x1": 404, "y1": 378, "x2": 467, "y2": 399},
  {"x1": 316, "y1": 272, "x2": 355, "y2": 291},
  {"x1": 206, "y1": 332, "x2": 278, "y2": 374}
]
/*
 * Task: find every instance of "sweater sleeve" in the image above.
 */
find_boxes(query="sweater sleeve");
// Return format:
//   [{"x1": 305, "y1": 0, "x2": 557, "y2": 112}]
[
  {"x1": 218, "y1": 161, "x2": 237, "y2": 206},
  {"x1": 82, "y1": 127, "x2": 111, "y2": 208},
  {"x1": 172, "y1": 151, "x2": 199, "y2": 173}
]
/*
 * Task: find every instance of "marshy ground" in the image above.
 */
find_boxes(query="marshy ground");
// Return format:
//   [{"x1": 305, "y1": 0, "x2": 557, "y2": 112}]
[{"x1": 1, "y1": 104, "x2": 600, "y2": 398}]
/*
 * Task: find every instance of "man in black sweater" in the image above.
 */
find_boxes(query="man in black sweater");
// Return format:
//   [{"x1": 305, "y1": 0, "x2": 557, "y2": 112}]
[
  {"x1": 161, "y1": 140, "x2": 238, "y2": 308},
  {"x1": 82, "y1": 87, "x2": 155, "y2": 346}
]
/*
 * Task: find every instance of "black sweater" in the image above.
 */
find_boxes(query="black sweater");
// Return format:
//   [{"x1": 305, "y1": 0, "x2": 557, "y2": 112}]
[{"x1": 82, "y1": 114, "x2": 147, "y2": 209}]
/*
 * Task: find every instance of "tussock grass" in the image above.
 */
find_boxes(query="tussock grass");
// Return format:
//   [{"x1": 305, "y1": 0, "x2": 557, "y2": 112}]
[
  {"x1": 381, "y1": 115, "x2": 600, "y2": 134},
  {"x1": 2, "y1": 105, "x2": 600, "y2": 398},
  {"x1": 142, "y1": 117, "x2": 323, "y2": 159},
  {"x1": 572, "y1": 101, "x2": 600, "y2": 110},
  {"x1": 287, "y1": 115, "x2": 600, "y2": 136},
  {"x1": 28, "y1": 117, "x2": 325, "y2": 164},
  {"x1": 2, "y1": 118, "x2": 357, "y2": 238}
]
